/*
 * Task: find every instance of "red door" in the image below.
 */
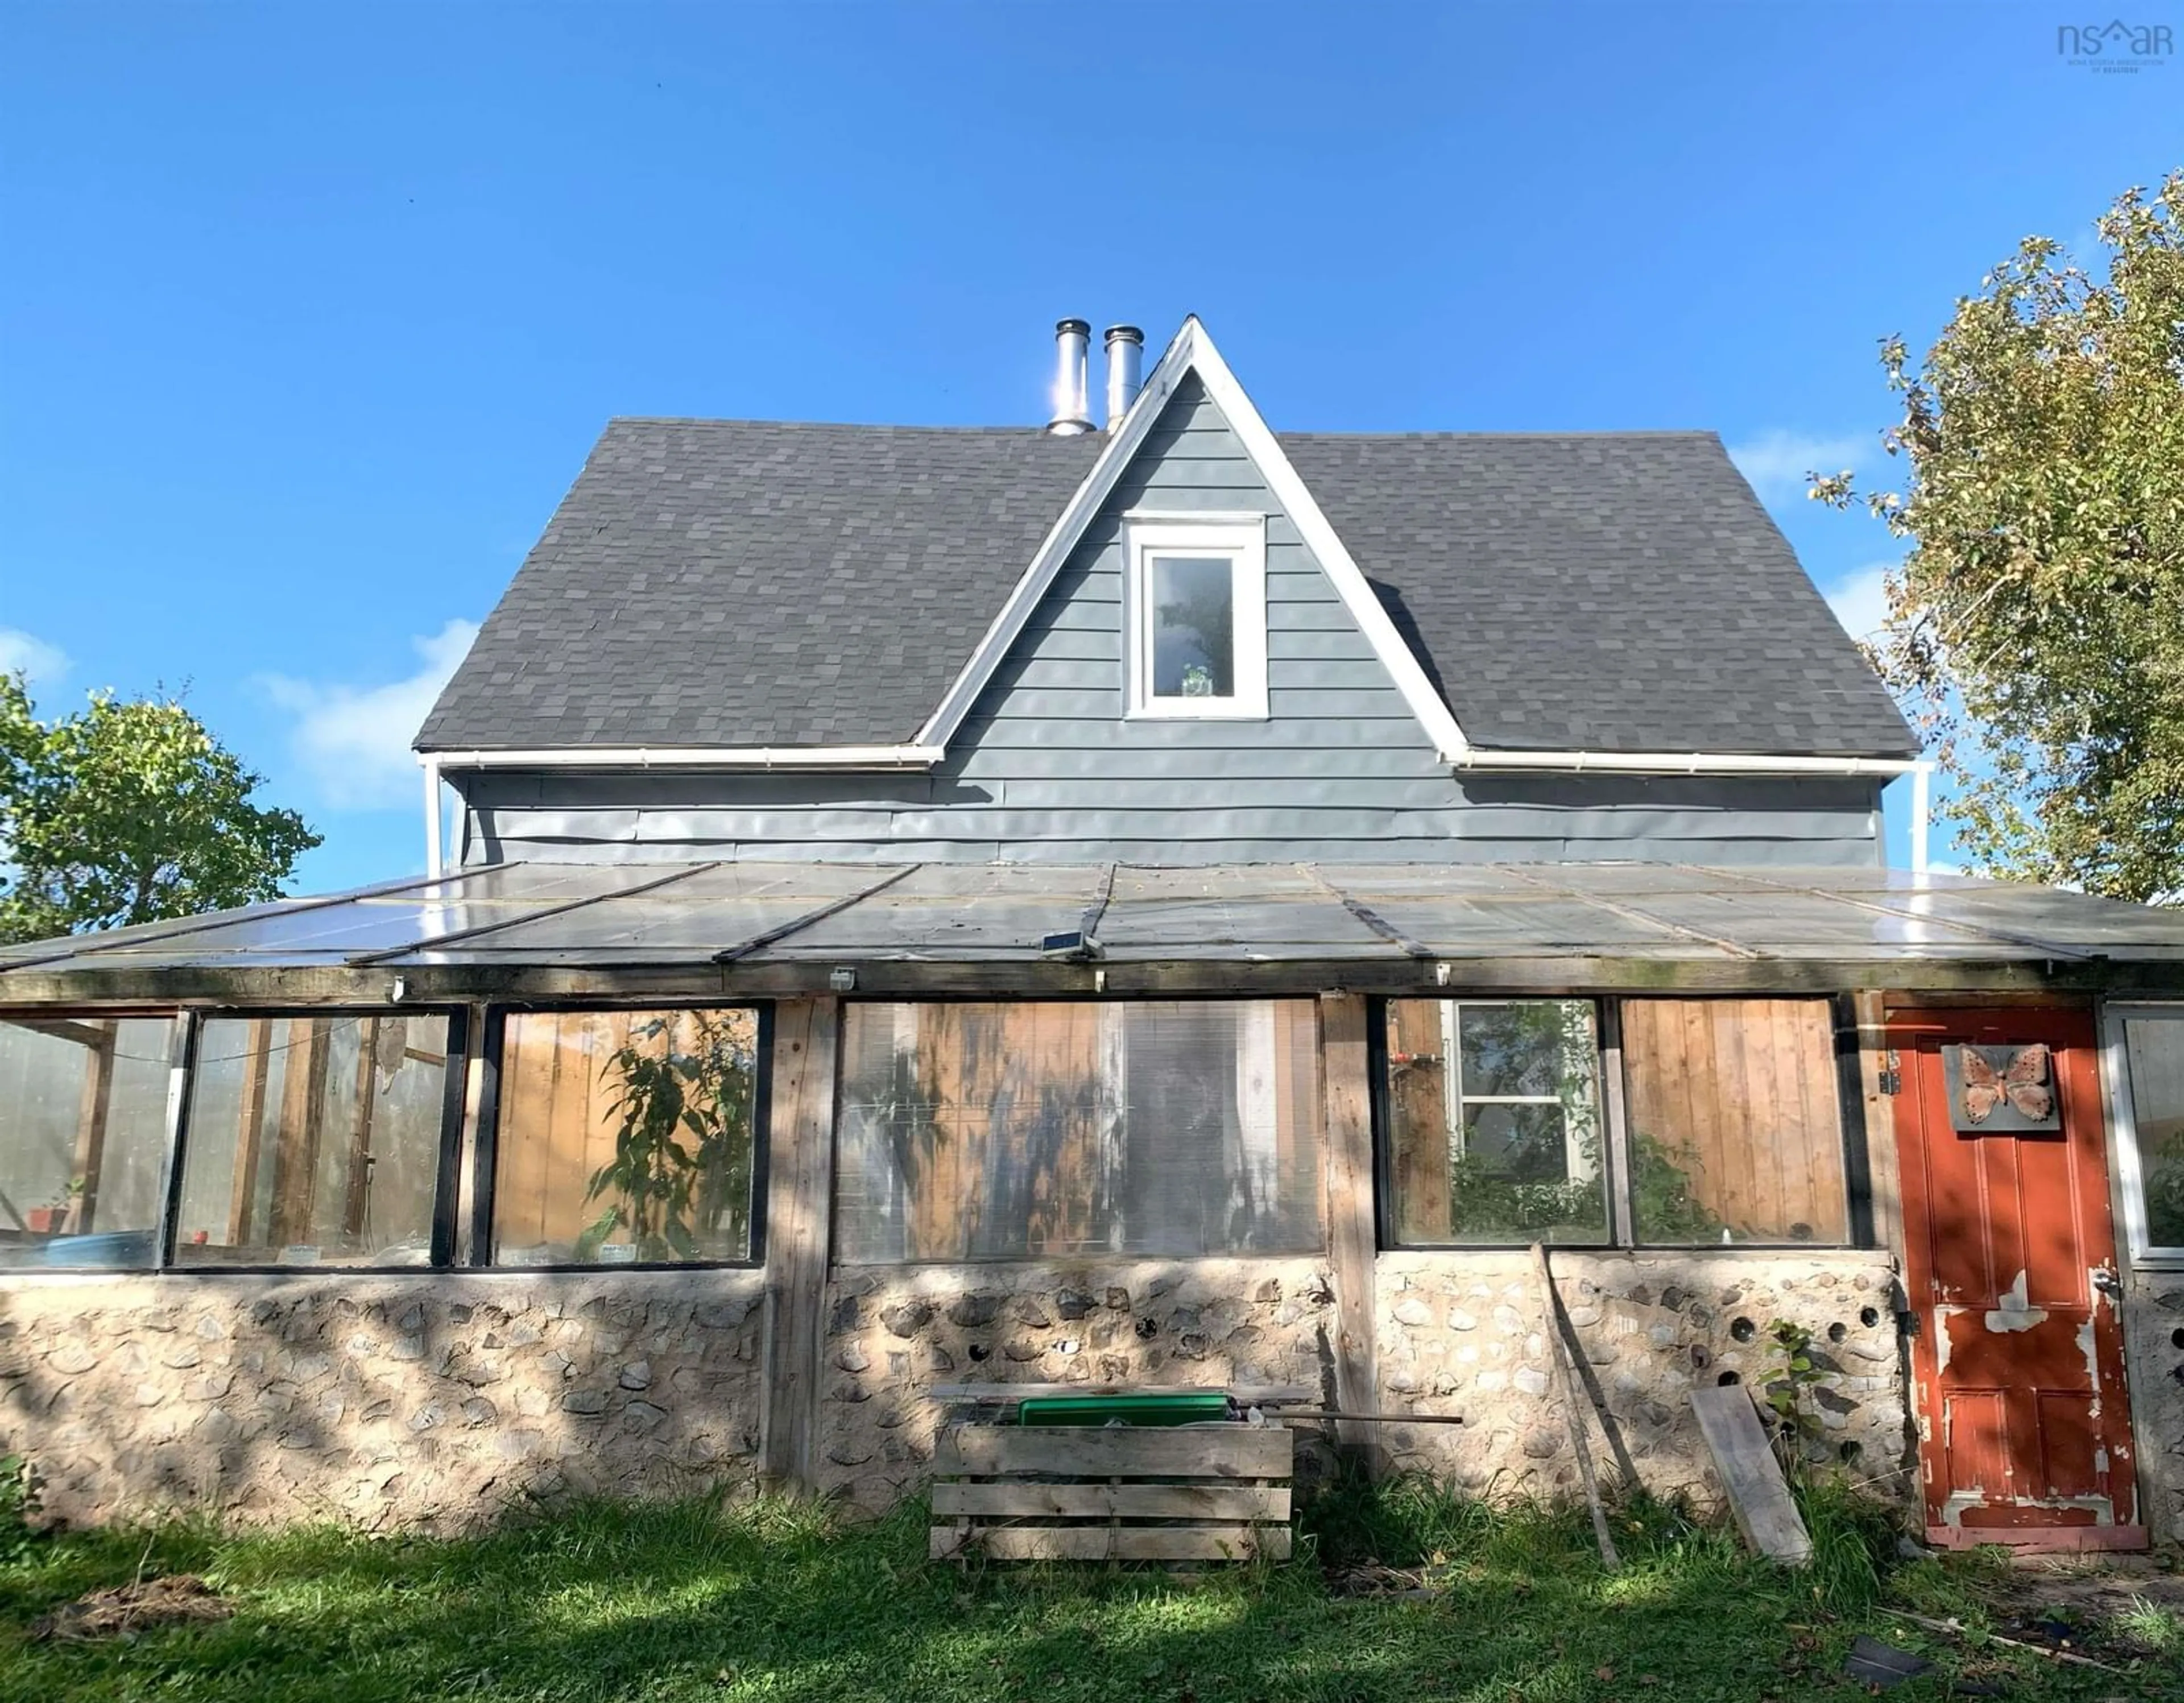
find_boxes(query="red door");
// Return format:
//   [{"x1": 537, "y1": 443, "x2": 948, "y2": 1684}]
[{"x1": 1892, "y1": 1008, "x2": 2140, "y2": 1550}]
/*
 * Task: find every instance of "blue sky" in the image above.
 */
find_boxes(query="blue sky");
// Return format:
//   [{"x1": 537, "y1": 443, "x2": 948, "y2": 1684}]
[{"x1": 1, "y1": 2, "x2": 2176, "y2": 890}]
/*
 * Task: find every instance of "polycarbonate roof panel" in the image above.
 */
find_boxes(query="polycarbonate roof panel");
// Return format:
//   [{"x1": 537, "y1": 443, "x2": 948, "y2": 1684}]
[
  {"x1": 7, "y1": 859, "x2": 2184, "y2": 980},
  {"x1": 777, "y1": 864, "x2": 1095, "y2": 960}
]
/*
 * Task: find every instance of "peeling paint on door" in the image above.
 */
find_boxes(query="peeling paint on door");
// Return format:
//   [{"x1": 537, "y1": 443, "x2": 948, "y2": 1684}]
[
  {"x1": 1893, "y1": 1009, "x2": 2144, "y2": 1553},
  {"x1": 1986, "y1": 1270, "x2": 2048, "y2": 1332}
]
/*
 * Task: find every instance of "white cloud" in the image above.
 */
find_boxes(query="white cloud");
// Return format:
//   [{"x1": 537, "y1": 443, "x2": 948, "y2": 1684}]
[
  {"x1": 1822, "y1": 562, "x2": 1893, "y2": 645},
  {"x1": 1727, "y1": 429, "x2": 1868, "y2": 502},
  {"x1": 264, "y1": 619, "x2": 479, "y2": 809},
  {"x1": 0, "y1": 627, "x2": 68, "y2": 689}
]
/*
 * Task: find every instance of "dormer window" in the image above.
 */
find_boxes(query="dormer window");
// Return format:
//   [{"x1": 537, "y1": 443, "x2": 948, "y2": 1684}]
[{"x1": 1123, "y1": 514, "x2": 1268, "y2": 719}]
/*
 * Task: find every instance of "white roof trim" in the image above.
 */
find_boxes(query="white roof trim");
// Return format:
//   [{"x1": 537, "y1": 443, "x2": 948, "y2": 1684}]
[
  {"x1": 1453, "y1": 749, "x2": 1923, "y2": 777},
  {"x1": 426, "y1": 745, "x2": 943, "y2": 771},
  {"x1": 915, "y1": 316, "x2": 1474, "y2": 760}
]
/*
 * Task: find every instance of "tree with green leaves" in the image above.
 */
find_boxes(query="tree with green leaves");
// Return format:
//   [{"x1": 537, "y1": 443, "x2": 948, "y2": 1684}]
[
  {"x1": 0, "y1": 673, "x2": 320, "y2": 944},
  {"x1": 1812, "y1": 172, "x2": 2184, "y2": 901}
]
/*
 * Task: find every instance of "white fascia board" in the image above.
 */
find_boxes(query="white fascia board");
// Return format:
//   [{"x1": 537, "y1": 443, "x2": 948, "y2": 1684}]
[
  {"x1": 421, "y1": 745, "x2": 943, "y2": 771},
  {"x1": 1180, "y1": 323, "x2": 1476, "y2": 760},
  {"x1": 1453, "y1": 748, "x2": 1925, "y2": 777},
  {"x1": 915, "y1": 324, "x2": 1205, "y2": 749},
  {"x1": 915, "y1": 316, "x2": 1476, "y2": 760}
]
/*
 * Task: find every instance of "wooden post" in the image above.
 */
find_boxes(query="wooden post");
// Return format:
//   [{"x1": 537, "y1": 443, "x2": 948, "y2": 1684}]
[
  {"x1": 227, "y1": 1018, "x2": 274, "y2": 1245},
  {"x1": 269, "y1": 1017, "x2": 330, "y2": 1246},
  {"x1": 1851, "y1": 991, "x2": 1905, "y2": 1257},
  {"x1": 1533, "y1": 1242, "x2": 1619, "y2": 1570},
  {"x1": 65, "y1": 1021, "x2": 117, "y2": 1234},
  {"x1": 343, "y1": 1017, "x2": 382, "y2": 1242},
  {"x1": 760, "y1": 996, "x2": 840, "y2": 1494},
  {"x1": 1318, "y1": 992, "x2": 1378, "y2": 1465}
]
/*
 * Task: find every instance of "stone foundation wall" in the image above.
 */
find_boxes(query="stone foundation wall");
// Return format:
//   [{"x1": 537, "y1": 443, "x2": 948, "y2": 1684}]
[
  {"x1": 0, "y1": 1271, "x2": 766, "y2": 1531},
  {"x1": 2123, "y1": 1271, "x2": 2184, "y2": 1544},
  {"x1": 0, "y1": 1249, "x2": 1999, "y2": 1532},
  {"x1": 818, "y1": 1259, "x2": 1339, "y2": 1507},
  {"x1": 817, "y1": 1250, "x2": 1916, "y2": 1516},
  {"x1": 1375, "y1": 1251, "x2": 1913, "y2": 1509}
]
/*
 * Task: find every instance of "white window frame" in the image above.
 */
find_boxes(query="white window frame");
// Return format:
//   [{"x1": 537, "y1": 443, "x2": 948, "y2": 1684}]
[
  {"x1": 1122, "y1": 513, "x2": 1268, "y2": 720},
  {"x1": 2102, "y1": 1000, "x2": 2184, "y2": 1266},
  {"x1": 1442, "y1": 999, "x2": 1599, "y2": 1187}
]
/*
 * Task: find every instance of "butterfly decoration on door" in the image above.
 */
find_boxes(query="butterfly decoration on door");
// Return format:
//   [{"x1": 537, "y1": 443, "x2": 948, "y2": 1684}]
[{"x1": 1947, "y1": 1042, "x2": 2060, "y2": 1133}]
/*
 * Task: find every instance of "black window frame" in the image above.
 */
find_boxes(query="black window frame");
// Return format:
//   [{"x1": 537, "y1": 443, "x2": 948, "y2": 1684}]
[
  {"x1": 832, "y1": 992, "x2": 1332, "y2": 1265},
  {"x1": 469, "y1": 1000, "x2": 772, "y2": 1274},
  {"x1": 157, "y1": 1004, "x2": 473, "y2": 1276},
  {"x1": 1372, "y1": 994, "x2": 1874, "y2": 1254},
  {"x1": 0, "y1": 1006, "x2": 188, "y2": 1274}
]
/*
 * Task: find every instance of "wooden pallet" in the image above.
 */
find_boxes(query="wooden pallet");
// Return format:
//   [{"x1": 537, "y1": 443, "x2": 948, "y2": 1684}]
[{"x1": 930, "y1": 1423, "x2": 1294, "y2": 1563}]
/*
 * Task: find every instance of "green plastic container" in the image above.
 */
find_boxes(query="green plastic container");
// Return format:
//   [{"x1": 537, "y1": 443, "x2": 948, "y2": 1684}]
[{"x1": 1015, "y1": 1391, "x2": 1231, "y2": 1428}]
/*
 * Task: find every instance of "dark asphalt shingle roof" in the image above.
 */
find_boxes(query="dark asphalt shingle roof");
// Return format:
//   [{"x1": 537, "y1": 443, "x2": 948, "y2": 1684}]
[{"x1": 417, "y1": 410, "x2": 1916, "y2": 758}]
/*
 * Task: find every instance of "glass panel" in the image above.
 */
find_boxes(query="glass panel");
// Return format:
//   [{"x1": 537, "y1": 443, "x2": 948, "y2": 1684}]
[
  {"x1": 1149, "y1": 555, "x2": 1235, "y2": 699},
  {"x1": 1458, "y1": 1003, "x2": 1566, "y2": 1097},
  {"x1": 175, "y1": 1015, "x2": 450, "y2": 1266},
  {"x1": 835, "y1": 1000, "x2": 1323, "y2": 1261},
  {"x1": 1461, "y1": 1102, "x2": 1571, "y2": 1185},
  {"x1": 1621, "y1": 999, "x2": 1849, "y2": 1245},
  {"x1": 1385, "y1": 998, "x2": 1607, "y2": 1245},
  {"x1": 2124, "y1": 1016, "x2": 2184, "y2": 1251},
  {"x1": 0, "y1": 1016, "x2": 174, "y2": 1270},
  {"x1": 493, "y1": 1009, "x2": 759, "y2": 1266}
]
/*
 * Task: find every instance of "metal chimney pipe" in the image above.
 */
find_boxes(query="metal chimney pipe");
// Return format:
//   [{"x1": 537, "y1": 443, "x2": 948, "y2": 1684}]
[
  {"x1": 1046, "y1": 318, "x2": 1094, "y2": 436},
  {"x1": 1103, "y1": 325, "x2": 1144, "y2": 432}
]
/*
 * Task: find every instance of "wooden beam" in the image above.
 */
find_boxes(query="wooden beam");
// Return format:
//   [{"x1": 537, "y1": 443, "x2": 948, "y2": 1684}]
[
  {"x1": 930, "y1": 1526, "x2": 1291, "y2": 1563},
  {"x1": 1851, "y1": 991, "x2": 1904, "y2": 1257},
  {"x1": 268, "y1": 1017, "x2": 330, "y2": 1246},
  {"x1": 1690, "y1": 1384, "x2": 1813, "y2": 1565},
  {"x1": 1319, "y1": 992, "x2": 1378, "y2": 1464},
  {"x1": 65, "y1": 1021, "x2": 116, "y2": 1233},
  {"x1": 7, "y1": 951, "x2": 2181, "y2": 1010},
  {"x1": 13, "y1": 1016, "x2": 118, "y2": 1050},
  {"x1": 342, "y1": 1016, "x2": 381, "y2": 1242},
  {"x1": 940, "y1": 1423, "x2": 1293, "y2": 1479},
  {"x1": 225, "y1": 1018, "x2": 273, "y2": 1244},
  {"x1": 759, "y1": 995, "x2": 839, "y2": 1493}
]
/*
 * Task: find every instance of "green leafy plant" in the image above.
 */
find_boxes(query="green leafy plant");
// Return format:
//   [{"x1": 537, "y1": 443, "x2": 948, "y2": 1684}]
[
  {"x1": 577, "y1": 1013, "x2": 756, "y2": 1263},
  {"x1": 1626, "y1": 1130, "x2": 1727, "y2": 1242},
  {"x1": 1760, "y1": 1319, "x2": 1826, "y2": 1470},
  {"x1": 1811, "y1": 171, "x2": 2184, "y2": 901},
  {"x1": 0, "y1": 673, "x2": 320, "y2": 944},
  {"x1": 0, "y1": 1453, "x2": 43, "y2": 1565}
]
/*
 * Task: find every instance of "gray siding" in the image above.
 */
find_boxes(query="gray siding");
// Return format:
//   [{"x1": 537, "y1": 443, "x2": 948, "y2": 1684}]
[{"x1": 455, "y1": 378, "x2": 1886, "y2": 869}]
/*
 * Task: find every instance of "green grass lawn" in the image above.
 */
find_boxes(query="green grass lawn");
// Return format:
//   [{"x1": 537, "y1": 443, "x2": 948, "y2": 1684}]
[{"x1": 0, "y1": 1477, "x2": 2175, "y2": 1703}]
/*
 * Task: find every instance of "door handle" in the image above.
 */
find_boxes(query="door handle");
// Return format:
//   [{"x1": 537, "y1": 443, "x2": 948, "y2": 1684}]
[{"x1": 2091, "y1": 1267, "x2": 2122, "y2": 1298}]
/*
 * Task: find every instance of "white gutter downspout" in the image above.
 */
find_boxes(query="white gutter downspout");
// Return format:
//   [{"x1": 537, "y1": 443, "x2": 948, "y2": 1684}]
[
  {"x1": 421, "y1": 755, "x2": 443, "y2": 879},
  {"x1": 1912, "y1": 759, "x2": 1934, "y2": 876}
]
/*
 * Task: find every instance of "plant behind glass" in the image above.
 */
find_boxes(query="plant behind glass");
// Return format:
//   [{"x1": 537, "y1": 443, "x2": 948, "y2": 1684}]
[{"x1": 580, "y1": 1012, "x2": 755, "y2": 1262}]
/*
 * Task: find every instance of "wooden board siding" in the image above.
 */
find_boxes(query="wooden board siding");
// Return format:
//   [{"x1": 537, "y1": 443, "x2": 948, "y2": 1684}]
[
  {"x1": 452, "y1": 377, "x2": 1888, "y2": 869},
  {"x1": 1387, "y1": 998, "x2": 1451, "y2": 1242},
  {"x1": 834, "y1": 1000, "x2": 1323, "y2": 1263},
  {"x1": 1619, "y1": 998, "x2": 1849, "y2": 1244}
]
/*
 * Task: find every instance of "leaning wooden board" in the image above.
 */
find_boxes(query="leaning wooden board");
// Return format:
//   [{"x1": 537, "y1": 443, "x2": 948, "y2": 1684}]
[
  {"x1": 931, "y1": 1423, "x2": 1293, "y2": 1563},
  {"x1": 1689, "y1": 1385, "x2": 1813, "y2": 1565}
]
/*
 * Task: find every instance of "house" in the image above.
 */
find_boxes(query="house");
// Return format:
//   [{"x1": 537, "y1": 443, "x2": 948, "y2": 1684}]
[{"x1": 1, "y1": 318, "x2": 2179, "y2": 1552}]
